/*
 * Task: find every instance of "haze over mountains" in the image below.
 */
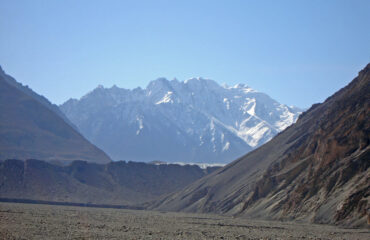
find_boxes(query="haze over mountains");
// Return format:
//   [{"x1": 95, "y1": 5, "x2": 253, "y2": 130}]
[
  {"x1": 61, "y1": 78, "x2": 302, "y2": 163},
  {"x1": 151, "y1": 64, "x2": 370, "y2": 228},
  {"x1": 0, "y1": 66, "x2": 111, "y2": 164}
]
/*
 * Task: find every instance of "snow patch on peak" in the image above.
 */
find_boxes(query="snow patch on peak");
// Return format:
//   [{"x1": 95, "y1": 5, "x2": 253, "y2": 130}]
[
  {"x1": 184, "y1": 77, "x2": 203, "y2": 83},
  {"x1": 156, "y1": 91, "x2": 175, "y2": 104},
  {"x1": 136, "y1": 116, "x2": 144, "y2": 135},
  {"x1": 246, "y1": 99, "x2": 256, "y2": 116},
  {"x1": 226, "y1": 83, "x2": 255, "y2": 93},
  {"x1": 233, "y1": 83, "x2": 247, "y2": 88},
  {"x1": 222, "y1": 142, "x2": 230, "y2": 152},
  {"x1": 223, "y1": 98, "x2": 230, "y2": 110}
]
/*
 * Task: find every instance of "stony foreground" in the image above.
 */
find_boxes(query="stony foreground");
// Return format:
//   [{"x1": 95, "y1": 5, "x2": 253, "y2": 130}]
[{"x1": 0, "y1": 202, "x2": 368, "y2": 240}]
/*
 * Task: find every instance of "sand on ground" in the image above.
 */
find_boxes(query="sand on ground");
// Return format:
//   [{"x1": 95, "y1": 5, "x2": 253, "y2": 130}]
[{"x1": 0, "y1": 202, "x2": 369, "y2": 240}]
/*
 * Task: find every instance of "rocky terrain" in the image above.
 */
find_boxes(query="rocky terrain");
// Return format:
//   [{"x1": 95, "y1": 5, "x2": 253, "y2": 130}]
[
  {"x1": 151, "y1": 64, "x2": 370, "y2": 228},
  {"x1": 1, "y1": 202, "x2": 368, "y2": 240},
  {"x1": 0, "y1": 66, "x2": 111, "y2": 163},
  {"x1": 0, "y1": 159, "x2": 219, "y2": 205},
  {"x1": 60, "y1": 77, "x2": 301, "y2": 163}
]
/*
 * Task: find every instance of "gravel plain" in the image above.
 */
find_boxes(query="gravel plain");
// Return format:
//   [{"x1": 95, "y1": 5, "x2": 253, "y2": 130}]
[{"x1": 0, "y1": 202, "x2": 369, "y2": 240}]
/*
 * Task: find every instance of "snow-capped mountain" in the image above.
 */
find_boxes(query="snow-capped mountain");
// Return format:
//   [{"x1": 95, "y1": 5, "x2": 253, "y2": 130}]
[{"x1": 60, "y1": 77, "x2": 302, "y2": 163}]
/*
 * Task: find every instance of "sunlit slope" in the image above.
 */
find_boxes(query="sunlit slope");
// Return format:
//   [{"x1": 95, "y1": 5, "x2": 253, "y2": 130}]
[{"x1": 152, "y1": 64, "x2": 370, "y2": 228}]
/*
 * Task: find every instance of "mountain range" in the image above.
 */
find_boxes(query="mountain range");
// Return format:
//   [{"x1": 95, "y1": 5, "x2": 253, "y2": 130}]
[
  {"x1": 0, "y1": 66, "x2": 221, "y2": 205},
  {"x1": 0, "y1": 66, "x2": 111, "y2": 164},
  {"x1": 60, "y1": 78, "x2": 302, "y2": 163},
  {"x1": 1, "y1": 63, "x2": 368, "y2": 228},
  {"x1": 150, "y1": 64, "x2": 370, "y2": 228}
]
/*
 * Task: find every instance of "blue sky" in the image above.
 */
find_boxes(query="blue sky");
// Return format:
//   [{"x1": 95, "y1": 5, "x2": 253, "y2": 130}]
[{"x1": 0, "y1": 0, "x2": 369, "y2": 108}]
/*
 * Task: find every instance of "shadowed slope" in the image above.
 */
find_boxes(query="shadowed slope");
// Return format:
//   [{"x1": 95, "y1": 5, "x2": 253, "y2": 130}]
[
  {"x1": 0, "y1": 159, "x2": 220, "y2": 205},
  {"x1": 0, "y1": 67, "x2": 111, "y2": 163}
]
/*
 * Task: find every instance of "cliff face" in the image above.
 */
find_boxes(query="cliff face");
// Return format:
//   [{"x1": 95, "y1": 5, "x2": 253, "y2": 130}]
[{"x1": 151, "y1": 64, "x2": 370, "y2": 228}]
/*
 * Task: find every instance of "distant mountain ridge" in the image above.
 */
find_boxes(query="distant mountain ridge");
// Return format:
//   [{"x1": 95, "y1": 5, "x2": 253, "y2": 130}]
[
  {"x1": 61, "y1": 77, "x2": 302, "y2": 163},
  {"x1": 0, "y1": 66, "x2": 111, "y2": 163}
]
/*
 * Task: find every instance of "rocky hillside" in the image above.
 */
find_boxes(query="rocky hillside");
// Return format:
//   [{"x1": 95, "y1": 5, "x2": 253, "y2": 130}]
[
  {"x1": 0, "y1": 66, "x2": 77, "y2": 130},
  {"x1": 60, "y1": 78, "x2": 301, "y2": 163},
  {"x1": 151, "y1": 64, "x2": 370, "y2": 228},
  {"x1": 0, "y1": 159, "x2": 220, "y2": 205},
  {"x1": 0, "y1": 67, "x2": 111, "y2": 163}
]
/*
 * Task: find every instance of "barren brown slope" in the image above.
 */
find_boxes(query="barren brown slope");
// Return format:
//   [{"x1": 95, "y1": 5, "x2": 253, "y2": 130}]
[
  {"x1": 151, "y1": 64, "x2": 370, "y2": 228},
  {"x1": 0, "y1": 68, "x2": 111, "y2": 163}
]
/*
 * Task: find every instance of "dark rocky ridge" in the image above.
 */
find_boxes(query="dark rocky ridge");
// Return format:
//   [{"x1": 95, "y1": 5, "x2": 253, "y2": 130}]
[
  {"x1": 0, "y1": 159, "x2": 220, "y2": 205},
  {"x1": 0, "y1": 67, "x2": 111, "y2": 163},
  {"x1": 151, "y1": 64, "x2": 370, "y2": 228},
  {"x1": 0, "y1": 66, "x2": 78, "y2": 131}
]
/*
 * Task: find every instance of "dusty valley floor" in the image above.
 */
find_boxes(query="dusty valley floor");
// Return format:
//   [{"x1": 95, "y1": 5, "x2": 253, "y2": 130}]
[{"x1": 0, "y1": 202, "x2": 369, "y2": 240}]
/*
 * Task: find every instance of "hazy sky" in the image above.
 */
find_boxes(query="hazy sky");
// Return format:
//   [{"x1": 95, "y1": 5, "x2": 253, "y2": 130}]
[{"x1": 1, "y1": 0, "x2": 369, "y2": 108}]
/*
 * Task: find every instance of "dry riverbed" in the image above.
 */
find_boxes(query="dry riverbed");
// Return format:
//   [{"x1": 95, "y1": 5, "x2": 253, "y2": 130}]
[{"x1": 0, "y1": 202, "x2": 368, "y2": 239}]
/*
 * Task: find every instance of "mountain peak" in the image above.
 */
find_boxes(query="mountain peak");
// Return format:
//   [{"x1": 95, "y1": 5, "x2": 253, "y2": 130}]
[
  {"x1": 183, "y1": 77, "x2": 219, "y2": 90},
  {"x1": 61, "y1": 76, "x2": 301, "y2": 163},
  {"x1": 184, "y1": 77, "x2": 214, "y2": 83},
  {"x1": 149, "y1": 77, "x2": 170, "y2": 84},
  {"x1": 147, "y1": 77, "x2": 171, "y2": 89},
  {"x1": 146, "y1": 78, "x2": 173, "y2": 97}
]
